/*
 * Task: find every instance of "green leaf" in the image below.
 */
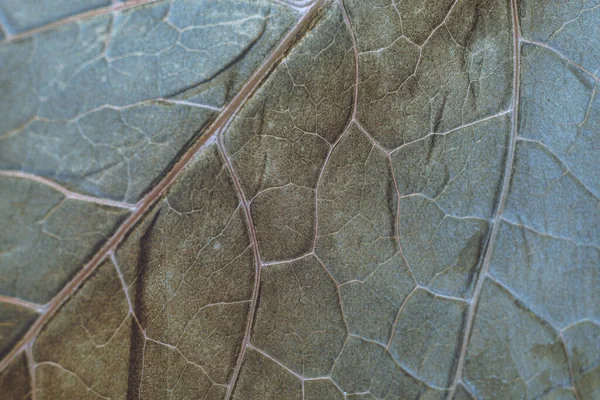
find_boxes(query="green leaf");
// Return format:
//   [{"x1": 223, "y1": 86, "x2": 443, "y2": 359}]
[{"x1": 0, "y1": 0, "x2": 598, "y2": 398}]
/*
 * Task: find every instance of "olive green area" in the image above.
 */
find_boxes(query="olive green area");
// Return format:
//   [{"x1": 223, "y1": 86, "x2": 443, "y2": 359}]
[
  {"x1": 114, "y1": 143, "x2": 254, "y2": 388},
  {"x1": 1, "y1": 0, "x2": 599, "y2": 398},
  {"x1": 32, "y1": 260, "x2": 138, "y2": 399},
  {"x1": 345, "y1": 0, "x2": 513, "y2": 150},
  {"x1": 305, "y1": 379, "x2": 345, "y2": 400},
  {"x1": 0, "y1": 177, "x2": 130, "y2": 304},
  {"x1": 222, "y1": 3, "x2": 355, "y2": 262},
  {"x1": 251, "y1": 255, "x2": 347, "y2": 377},
  {"x1": 0, "y1": 0, "x2": 297, "y2": 202},
  {"x1": 232, "y1": 347, "x2": 303, "y2": 400},
  {"x1": 315, "y1": 123, "x2": 398, "y2": 284},
  {"x1": 28, "y1": 140, "x2": 254, "y2": 398},
  {"x1": 0, "y1": 352, "x2": 31, "y2": 400},
  {"x1": 0, "y1": 303, "x2": 38, "y2": 360}
]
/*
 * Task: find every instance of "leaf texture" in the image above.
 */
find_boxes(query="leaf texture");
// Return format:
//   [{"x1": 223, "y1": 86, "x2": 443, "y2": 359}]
[{"x1": 0, "y1": 0, "x2": 599, "y2": 399}]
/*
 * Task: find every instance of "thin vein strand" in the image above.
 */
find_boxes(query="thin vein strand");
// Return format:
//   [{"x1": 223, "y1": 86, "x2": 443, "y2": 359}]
[
  {"x1": 1, "y1": 0, "x2": 160, "y2": 44},
  {"x1": 520, "y1": 38, "x2": 600, "y2": 82},
  {"x1": 0, "y1": 295, "x2": 45, "y2": 314},
  {"x1": 0, "y1": 170, "x2": 137, "y2": 210}
]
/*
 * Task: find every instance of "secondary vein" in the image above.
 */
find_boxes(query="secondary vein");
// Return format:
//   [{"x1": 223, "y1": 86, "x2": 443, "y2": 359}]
[{"x1": 447, "y1": 0, "x2": 522, "y2": 397}]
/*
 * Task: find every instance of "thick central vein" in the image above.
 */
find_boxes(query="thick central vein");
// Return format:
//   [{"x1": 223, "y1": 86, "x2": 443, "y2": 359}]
[{"x1": 0, "y1": 0, "x2": 326, "y2": 376}]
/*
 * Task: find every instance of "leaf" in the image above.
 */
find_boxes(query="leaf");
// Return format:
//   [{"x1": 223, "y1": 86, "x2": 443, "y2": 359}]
[{"x1": 0, "y1": 0, "x2": 598, "y2": 399}]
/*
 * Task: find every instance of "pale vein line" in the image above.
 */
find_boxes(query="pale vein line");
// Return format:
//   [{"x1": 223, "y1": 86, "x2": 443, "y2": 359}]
[
  {"x1": 560, "y1": 333, "x2": 582, "y2": 400},
  {"x1": 218, "y1": 133, "x2": 262, "y2": 400},
  {"x1": 262, "y1": 252, "x2": 313, "y2": 267},
  {"x1": 485, "y1": 275, "x2": 581, "y2": 399},
  {"x1": 0, "y1": 0, "x2": 326, "y2": 375},
  {"x1": 110, "y1": 254, "x2": 224, "y2": 392},
  {"x1": 340, "y1": 2, "x2": 455, "y2": 366},
  {"x1": 355, "y1": 120, "x2": 423, "y2": 287},
  {"x1": 272, "y1": 0, "x2": 318, "y2": 13},
  {"x1": 0, "y1": 295, "x2": 45, "y2": 313},
  {"x1": 561, "y1": 318, "x2": 600, "y2": 334},
  {"x1": 485, "y1": 274, "x2": 558, "y2": 334},
  {"x1": 501, "y1": 216, "x2": 600, "y2": 251},
  {"x1": 247, "y1": 343, "x2": 305, "y2": 381},
  {"x1": 516, "y1": 137, "x2": 600, "y2": 202},
  {"x1": 459, "y1": 382, "x2": 477, "y2": 399},
  {"x1": 0, "y1": 0, "x2": 160, "y2": 44},
  {"x1": 310, "y1": 0, "x2": 356, "y2": 255},
  {"x1": 25, "y1": 343, "x2": 37, "y2": 400},
  {"x1": 350, "y1": 334, "x2": 446, "y2": 391},
  {"x1": 312, "y1": 129, "x2": 348, "y2": 253},
  {"x1": 35, "y1": 361, "x2": 111, "y2": 399},
  {"x1": 520, "y1": 38, "x2": 600, "y2": 82},
  {"x1": 390, "y1": 109, "x2": 513, "y2": 155},
  {"x1": 387, "y1": 287, "x2": 418, "y2": 349},
  {"x1": 421, "y1": 0, "x2": 460, "y2": 48},
  {"x1": 109, "y1": 252, "x2": 143, "y2": 330},
  {"x1": 54, "y1": 98, "x2": 221, "y2": 123},
  {"x1": 220, "y1": 2, "x2": 328, "y2": 397},
  {"x1": 447, "y1": 0, "x2": 521, "y2": 397},
  {"x1": 156, "y1": 99, "x2": 222, "y2": 112},
  {"x1": 0, "y1": 170, "x2": 137, "y2": 211},
  {"x1": 418, "y1": 286, "x2": 468, "y2": 303}
]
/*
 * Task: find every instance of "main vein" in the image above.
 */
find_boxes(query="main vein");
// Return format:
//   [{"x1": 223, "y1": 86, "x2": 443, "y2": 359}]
[{"x1": 0, "y1": 0, "x2": 326, "y2": 375}]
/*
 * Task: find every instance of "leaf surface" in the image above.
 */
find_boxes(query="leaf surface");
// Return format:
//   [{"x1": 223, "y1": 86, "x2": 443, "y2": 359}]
[{"x1": 0, "y1": 0, "x2": 599, "y2": 399}]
